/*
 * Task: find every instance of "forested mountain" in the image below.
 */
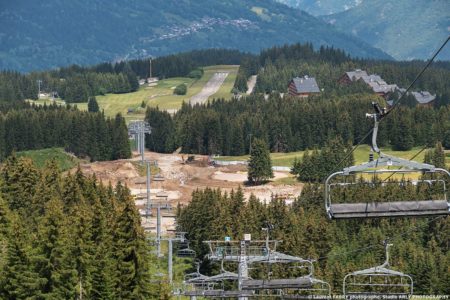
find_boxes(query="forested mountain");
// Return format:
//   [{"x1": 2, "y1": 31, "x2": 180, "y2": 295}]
[
  {"x1": 322, "y1": 0, "x2": 450, "y2": 60},
  {"x1": 0, "y1": 157, "x2": 151, "y2": 298},
  {"x1": 275, "y1": 0, "x2": 361, "y2": 16},
  {"x1": 0, "y1": 0, "x2": 391, "y2": 71}
]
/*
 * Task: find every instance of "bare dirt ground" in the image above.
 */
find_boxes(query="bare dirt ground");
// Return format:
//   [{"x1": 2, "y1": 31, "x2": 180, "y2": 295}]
[
  {"x1": 189, "y1": 72, "x2": 229, "y2": 105},
  {"x1": 73, "y1": 151, "x2": 303, "y2": 232},
  {"x1": 246, "y1": 75, "x2": 257, "y2": 94}
]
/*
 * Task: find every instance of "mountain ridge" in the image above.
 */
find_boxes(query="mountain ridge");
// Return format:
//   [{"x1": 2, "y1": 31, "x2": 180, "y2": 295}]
[
  {"x1": 0, "y1": 0, "x2": 391, "y2": 72},
  {"x1": 321, "y1": 0, "x2": 450, "y2": 60}
]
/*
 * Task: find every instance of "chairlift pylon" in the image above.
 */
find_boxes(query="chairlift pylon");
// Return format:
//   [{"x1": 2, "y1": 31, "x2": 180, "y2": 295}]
[{"x1": 325, "y1": 102, "x2": 450, "y2": 219}]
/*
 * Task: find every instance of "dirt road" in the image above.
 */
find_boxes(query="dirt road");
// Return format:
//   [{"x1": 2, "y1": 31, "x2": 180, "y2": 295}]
[{"x1": 189, "y1": 72, "x2": 229, "y2": 105}]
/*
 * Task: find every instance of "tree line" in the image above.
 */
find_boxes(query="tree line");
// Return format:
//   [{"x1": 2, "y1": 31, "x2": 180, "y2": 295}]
[
  {"x1": 177, "y1": 186, "x2": 450, "y2": 294},
  {"x1": 0, "y1": 156, "x2": 152, "y2": 298},
  {"x1": 145, "y1": 95, "x2": 450, "y2": 156},
  {"x1": 0, "y1": 104, "x2": 131, "y2": 161}
]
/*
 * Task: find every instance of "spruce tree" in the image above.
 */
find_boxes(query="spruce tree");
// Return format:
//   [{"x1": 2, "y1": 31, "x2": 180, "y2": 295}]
[
  {"x1": 35, "y1": 197, "x2": 77, "y2": 299},
  {"x1": 112, "y1": 183, "x2": 150, "y2": 298},
  {"x1": 112, "y1": 113, "x2": 131, "y2": 159},
  {"x1": 88, "y1": 96, "x2": 100, "y2": 113},
  {"x1": 247, "y1": 138, "x2": 273, "y2": 184}
]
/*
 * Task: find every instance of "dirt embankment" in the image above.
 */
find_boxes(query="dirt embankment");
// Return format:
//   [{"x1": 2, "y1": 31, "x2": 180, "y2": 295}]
[{"x1": 74, "y1": 151, "x2": 303, "y2": 207}]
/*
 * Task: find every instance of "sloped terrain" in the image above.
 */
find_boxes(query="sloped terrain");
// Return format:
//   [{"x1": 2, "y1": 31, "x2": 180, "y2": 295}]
[
  {"x1": 322, "y1": 0, "x2": 450, "y2": 60},
  {"x1": 0, "y1": 0, "x2": 391, "y2": 71}
]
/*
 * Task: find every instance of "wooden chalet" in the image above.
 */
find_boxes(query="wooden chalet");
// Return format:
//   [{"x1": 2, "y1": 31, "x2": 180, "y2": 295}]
[{"x1": 288, "y1": 76, "x2": 320, "y2": 97}]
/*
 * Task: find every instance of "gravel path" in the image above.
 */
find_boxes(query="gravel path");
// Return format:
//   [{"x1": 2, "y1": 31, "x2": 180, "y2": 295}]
[{"x1": 189, "y1": 72, "x2": 229, "y2": 105}]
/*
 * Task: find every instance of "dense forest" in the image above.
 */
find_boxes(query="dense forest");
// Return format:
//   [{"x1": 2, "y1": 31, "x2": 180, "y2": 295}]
[
  {"x1": 0, "y1": 104, "x2": 131, "y2": 162},
  {"x1": 177, "y1": 186, "x2": 450, "y2": 294},
  {"x1": 0, "y1": 157, "x2": 152, "y2": 298},
  {"x1": 145, "y1": 95, "x2": 450, "y2": 156}
]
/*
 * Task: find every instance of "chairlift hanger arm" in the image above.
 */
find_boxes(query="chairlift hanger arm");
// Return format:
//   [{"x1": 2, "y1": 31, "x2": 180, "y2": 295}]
[{"x1": 343, "y1": 154, "x2": 436, "y2": 174}]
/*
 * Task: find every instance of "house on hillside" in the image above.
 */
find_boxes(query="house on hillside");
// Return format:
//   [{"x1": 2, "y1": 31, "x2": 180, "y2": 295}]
[
  {"x1": 411, "y1": 91, "x2": 436, "y2": 106},
  {"x1": 387, "y1": 89, "x2": 436, "y2": 107},
  {"x1": 338, "y1": 69, "x2": 368, "y2": 84},
  {"x1": 339, "y1": 69, "x2": 397, "y2": 98},
  {"x1": 288, "y1": 76, "x2": 320, "y2": 97}
]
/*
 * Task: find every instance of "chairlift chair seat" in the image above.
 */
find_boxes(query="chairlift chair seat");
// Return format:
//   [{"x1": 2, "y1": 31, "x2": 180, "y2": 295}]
[
  {"x1": 329, "y1": 200, "x2": 449, "y2": 219},
  {"x1": 177, "y1": 248, "x2": 196, "y2": 258},
  {"x1": 153, "y1": 174, "x2": 165, "y2": 181},
  {"x1": 241, "y1": 277, "x2": 313, "y2": 290}
]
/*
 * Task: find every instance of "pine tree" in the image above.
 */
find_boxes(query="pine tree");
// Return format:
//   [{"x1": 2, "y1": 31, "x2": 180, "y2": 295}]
[
  {"x1": 88, "y1": 96, "x2": 100, "y2": 113},
  {"x1": 112, "y1": 183, "x2": 150, "y2": 299},
  {"x1": 112, "y1": 113, "x2": 131, "y2": 159},
  {"x1": 432, "y1": 141, "x2": 445, "y2": 168},
  {"x1": 247, "y1": 138, "x2": 273, "y2": 184},
  {"x1": 0, "y1": 155, "x2": 39, "y2": 212},
  {"x1": 35, "y1": 197, "x2": 78, "y2": 299},
  {"x1": 2, "y1": 214, "x2": 46, "y2": 299}
]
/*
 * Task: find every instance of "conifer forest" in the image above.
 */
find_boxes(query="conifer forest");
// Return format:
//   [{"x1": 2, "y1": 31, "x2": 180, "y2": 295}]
[{"x1": 0, "y1": 28, "x2": 449, "y2": 298}]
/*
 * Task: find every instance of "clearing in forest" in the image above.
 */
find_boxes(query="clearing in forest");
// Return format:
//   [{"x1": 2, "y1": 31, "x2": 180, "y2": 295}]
[{"x1": 28, "y1": 65, "x2": 239, "y2": 123}]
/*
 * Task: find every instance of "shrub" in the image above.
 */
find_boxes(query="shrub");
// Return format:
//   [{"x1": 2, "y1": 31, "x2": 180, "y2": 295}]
[{"x1": 174, "y1": 84, "x2": 187, "y2": 95}]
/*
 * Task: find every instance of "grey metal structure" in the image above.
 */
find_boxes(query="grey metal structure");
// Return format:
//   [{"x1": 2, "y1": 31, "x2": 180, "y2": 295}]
[
  {"x1": 127, "y1": 120, "x2": 151, "y2": 162},
  {"x1": 343, "y1": 243, "x2": 413, "y2": 299},
  {"x1": 325, "y1": 103, "x2": 450, "y2": 219},
  {"x1": 200, "y1": 230, "x2": 331, "y2": 299},
  {"x1": 156, "y1": 232, "x2": 193, "y2": 284}
]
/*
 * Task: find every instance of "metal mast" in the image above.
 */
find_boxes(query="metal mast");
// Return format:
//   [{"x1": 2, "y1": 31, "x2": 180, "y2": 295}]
[{"x1": 128, "y1": 120, "x2": 151, "y2": 162}]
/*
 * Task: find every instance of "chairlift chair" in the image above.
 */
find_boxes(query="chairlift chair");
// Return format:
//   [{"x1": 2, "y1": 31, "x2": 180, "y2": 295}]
[
  {"x1": 343, "y1": 242, "x2": 413, "y2": 299},
  {"x1": 153, "y1": 174, "x2": 165, "y2": 181},
  {"x1": 243, "y1": 254, "x2": 330, "y2": 299},
  {"x1": 184, "y1": 261, "x2": 210, "y2": 286},
  {"x1": 177, "y1": 242, "x2": 196, "y2": 258},
  {"x1": 325, "y1": 102, "x2": 450, "y2": 219}
]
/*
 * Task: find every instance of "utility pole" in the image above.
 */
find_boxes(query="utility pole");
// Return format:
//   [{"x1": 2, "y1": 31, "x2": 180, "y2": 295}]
[
  {"x1": 248, "y1": 133, "x2": 253, "y2": 155},
  {"x1": 146, "y1": 160, "x2": 151, "y2": 219},
  {"x1": 157, "y1": 203, "x2": 162, "y2": 257},
  {"x1": 37, "y1": 79, "x2": 42, "y2": 99},
  {"x1": 168, "y1": 239, "x2": 173, "y2": 283},
  {"x1": 149, "y1": 58, "x2": 152, "y2": 79}
]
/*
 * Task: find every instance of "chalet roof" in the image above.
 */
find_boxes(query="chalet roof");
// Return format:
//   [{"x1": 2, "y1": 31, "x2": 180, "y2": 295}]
[
  {"x1": 357, "y1": 74, "x2": 397, "y2": 94},
  {"x1": 345, "y1": 69, "x2": 368, "y2": 81},
  {"x1": 291, "y1": 76, "x2": 320, "y2": 93},
  {"x1": 411, "y1": 91, "x2": 436, "y2": 104}
]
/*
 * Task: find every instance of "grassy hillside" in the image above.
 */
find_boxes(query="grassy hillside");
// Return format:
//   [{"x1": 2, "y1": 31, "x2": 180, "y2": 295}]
[
  {"x1": 30, "y1": 65, "x2": 238, "y2": 122},
  {"x1": 0, "y1": 0, "x2": 391, "y2": 71},
  {"x1": 16, "y1": 148, "x2": 81, "y2": 171},
  {"x1": 215, "y1": 145, "x2": 431, "y2": 167},
  {"x1": 322, "y1": 0, "x2": 450, "y2": 60}
]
